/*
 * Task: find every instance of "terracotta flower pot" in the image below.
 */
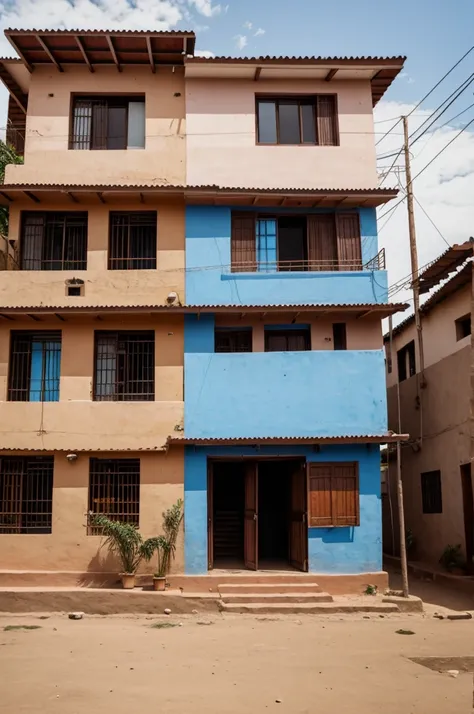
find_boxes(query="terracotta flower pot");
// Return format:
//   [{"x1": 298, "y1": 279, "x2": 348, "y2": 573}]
[
  {"x1": 153, "y1": 576, "x2": 166, "y2": 592},
  {"x1": 121, "y1": 573, "x2": 136, "y2": 589}
]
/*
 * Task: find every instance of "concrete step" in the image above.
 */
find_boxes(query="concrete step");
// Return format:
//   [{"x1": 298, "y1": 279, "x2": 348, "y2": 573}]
[
  {"x1": 221, "y1": 592, "x2": 333, "y2": 604},
  {"x1": 218, "y1": 582, "x2": 323, "y2": 595},
  {"x1": 219, "y1": 602, "x2": 400, "y2": 615}
]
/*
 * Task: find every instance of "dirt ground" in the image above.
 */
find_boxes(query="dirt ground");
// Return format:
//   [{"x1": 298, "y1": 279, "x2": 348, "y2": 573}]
[{"x1": 1, "y1": 609, "x2": 473, "y2": 714}]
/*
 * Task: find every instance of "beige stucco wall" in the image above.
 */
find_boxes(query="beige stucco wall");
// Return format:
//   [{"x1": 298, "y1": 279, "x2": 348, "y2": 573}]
[
  {"x1": 386, "y1": 346, "x2": 470, "y2": 563},
  {"x1": 0, "y1": 450, "x2": 184, "y2": 574},
  {"x1": 5, "y1": 66, "x2": 186, "y2": 186},
  {"x1": 186, "y1": 78, "x2": 378, "y2": 189},
  {"x1": 215, "y1": 313, "x2": 382, "y2": 351},
  {"x1": 0, "y1": 316, "x2": 184, "y2": 451},
  {"x1": 385, "y1": 284, "x2": 470, "y2": 389},
  {"x1": 1, "y1": 200, "x2": 185, "y2": 307}
]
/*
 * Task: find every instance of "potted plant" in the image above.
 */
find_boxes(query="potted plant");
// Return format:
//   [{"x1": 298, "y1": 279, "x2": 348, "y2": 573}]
[
  {"x1": 89, "y1": 513, "x2": 158, "y2": 589},
  {"x1": 152, "y1": 500, "x2": 184, "y2": 591},
  {"x1": 439, "y1": 544, "x2": 465, "y2": 574},
  {"x1": 152, "y1": 536, "x2": 171, "y2": 591}
]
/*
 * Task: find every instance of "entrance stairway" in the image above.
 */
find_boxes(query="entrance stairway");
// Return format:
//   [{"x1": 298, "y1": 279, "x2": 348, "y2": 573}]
[{"x1": 217, "y1": 582, "x2": 400, "y2": 615}]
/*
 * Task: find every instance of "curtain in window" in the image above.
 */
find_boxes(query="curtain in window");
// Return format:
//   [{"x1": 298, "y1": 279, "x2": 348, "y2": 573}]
[
  {"x1": 336, "y1": 213, "x2": 362, "y2": 270},
  {"x1": 316, "y1": 96, "x2": 338, "y2": 146},
  {"x1": 43, "y1": 342, "x2": 61, "y2": 402},
  {"x1": 307, "y1": 215, "x2": 337, "y2": 270},
  {"x1": 231, "y1": 214, "x2": 256, "y2": 272}
]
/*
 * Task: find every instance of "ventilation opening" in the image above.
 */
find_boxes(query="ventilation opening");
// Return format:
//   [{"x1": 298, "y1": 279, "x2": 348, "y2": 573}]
[{"x1": 67, "y1": 285, "x2": 83, "y2": 297}]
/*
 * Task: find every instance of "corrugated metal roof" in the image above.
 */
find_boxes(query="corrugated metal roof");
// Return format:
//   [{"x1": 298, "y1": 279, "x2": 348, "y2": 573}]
[
  {"x1": 384, "y1": 263, "x2": 472, "y2": 340},
  {"x1": 187, "y1": 55, "x2": 406, "y2": 62},
  {"x1": 5, "y1": 28, "x2": 195, "y2": 34},
  {"x1": 1, "y1": 446, "x2": 167, "y2": 452},
  {"x1": 0, "y1": 183, "x2": 397, "y2": 193},
  {"x1": 168, "y1": 434, "x2": 409, "y2": 445},
  {"x1": 418, "y1": 240, "x2": 473, "y2": 294}
]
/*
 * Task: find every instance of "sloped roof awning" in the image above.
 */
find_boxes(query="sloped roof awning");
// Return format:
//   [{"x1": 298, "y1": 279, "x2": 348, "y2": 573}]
[
  {"x1": 185, "y1": 55, "x2": 406, "y2": 106},
  {"x1": 4, "y1": 29, "x2": 195, "y2": 73},
  {"x1": 0, "y1": 183, "x2": 398, "y2": 208},
  {"x1": 417, "y1": 240, "x2": 473, "y2": 294},
  {"x1": 168, "y1": 434, "x2": 410, "y2": 446}
]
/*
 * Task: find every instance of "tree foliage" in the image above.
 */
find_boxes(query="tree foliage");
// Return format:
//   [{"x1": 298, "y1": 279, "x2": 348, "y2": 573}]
[{"x1": 0, "y1": 140, "x2": 23, "y2": 235}]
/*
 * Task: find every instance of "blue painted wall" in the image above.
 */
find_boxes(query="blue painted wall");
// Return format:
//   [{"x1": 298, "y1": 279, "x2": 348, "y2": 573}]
[
  {"x1": 185, "y1": 350, "x2": 387, "y2": 438},
  {"x1": 185, "y1": 206, "x2": 387, "y2": 306},
  {"x1": 184, "y1": 444, "x2": 382, "y2": 575}
]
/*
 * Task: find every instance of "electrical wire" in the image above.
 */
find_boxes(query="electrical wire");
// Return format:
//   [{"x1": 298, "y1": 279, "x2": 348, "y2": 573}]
[
  {"x1": 411, "y1": 113, "x2": 474, "y2": 182},
  {"x1": 414, "y1": 101, "x2": 474, "y2": 160}
]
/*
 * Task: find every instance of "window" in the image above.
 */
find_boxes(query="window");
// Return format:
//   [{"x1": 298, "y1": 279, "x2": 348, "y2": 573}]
[
  {"x1": 256, "y1": 95, "x2": 338, "y2": 146},
  {"x1": 8, "y1": 331, "x2": 61, "y2": 402},
  {"x1": 94, "y1": 331, "x2": 154, "y2": 401},
  {"x1": 0, "y1": 457, "x2": 54, "y2": 534},
  {"x1": 88, "y1": 458, "x2": 140, "y2": 534},
  {"x1": 71, "y1": 96, "x2": 145, "y2": 150},
  {"x1": 215, "y1": 328, "x2": 252, "y2": 352},
  {"x1": 109, "y1": 212, "x2": 157, "y2": 270},
  {"x1": 397, "y1": 340, "x2": 416, "y2": 382},
  {"x1": 455, "y1": 314, "x2": 471, "y2": 341},
  {"x1": 421, "y1": 470, "x2": 442, "y2": 514},
  {"x1": 21, "y1": 212, "x2": 87, "y2": 270},
  {"x1": 265, "y1": 327, "x2": 311, "y2": 352},
  {"x1": 231, "y1": 212, "x2": 361, "y2": 273},
  {"x1": 332, "y1": 323, "x2": 347, "y2": 351},
  {"x1": 308, "y1": 462, "x2": 359, "y2": 527}
]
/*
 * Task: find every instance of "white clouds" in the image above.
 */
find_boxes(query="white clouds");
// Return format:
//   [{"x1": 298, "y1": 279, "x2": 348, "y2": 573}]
[
  {"x1": 234, "y1": 34, "x2": 247, "y2": 51},
  {"x1": 194, "y1": 49, "x2": 215, "y2": 57},
  {"x1": 186, "y1": 0, "x2": 221, "y2": 17},
  {"x1": 374, "y1": 99, "x2": 474, "y2": 317},
  {"x1": 254, "y1": 27, "x2": 265, "y2": 36},
  {"x1": 243, "y1": 20, "x2": 253, "y2": 30}
]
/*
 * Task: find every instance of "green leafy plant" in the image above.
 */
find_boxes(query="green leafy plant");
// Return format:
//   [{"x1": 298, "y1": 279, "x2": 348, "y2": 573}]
[
  {"x1": 151, "y1": 535, "x2": 172, "y2": 578},
  {"x1": 405, "y1": 528, "x2": 416, "y2": 553},
  {"x1": 161, "y1": 499, "x2": 183, "y2": 574},
  {"x1": 365, "y1": 584, "x2": 378, "y2": 596},
  {"x1": 439, "y1": 544, "x2": 464, "y2": 572},
  {"x1": 89, "y1": 513, "x2": 158, "y2": 575}
]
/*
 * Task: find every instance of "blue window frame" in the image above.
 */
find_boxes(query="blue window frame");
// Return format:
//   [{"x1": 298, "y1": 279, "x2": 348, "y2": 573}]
[
  {"x1": 8, "y1": 332, "x2": 61, "y2": 402},
  {"x1": 256, "y1": 218, "x2": 277, "y2": 272}
]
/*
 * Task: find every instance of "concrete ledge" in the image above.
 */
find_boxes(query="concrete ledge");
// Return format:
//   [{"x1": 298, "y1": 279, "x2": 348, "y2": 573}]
[
  {"x1": 0, "y1": 588, "x2": 220, "y2": 615},
  {"x1": 384, "y1": 555, "x2": 474, "y2": 596},
  {"x1": 0, "y1": 570, "x2": 389, "y2": 595},
  {"x1": 382, "y1": 595, "x2": 423, "y2": 613}
]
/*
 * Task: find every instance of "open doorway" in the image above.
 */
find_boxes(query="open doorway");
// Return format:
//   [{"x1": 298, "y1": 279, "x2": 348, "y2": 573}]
[{"x1": 208, "y1": 458, "x2": 308, "y2": 571}]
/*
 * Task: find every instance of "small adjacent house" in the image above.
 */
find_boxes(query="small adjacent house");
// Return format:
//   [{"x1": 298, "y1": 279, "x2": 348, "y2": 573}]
[
  {"x1": 384, "y1": 242, "x2": 474, "y2": 570},
  {"x1": 0, "y1": 28, "x2": 406, "y2": 589}
]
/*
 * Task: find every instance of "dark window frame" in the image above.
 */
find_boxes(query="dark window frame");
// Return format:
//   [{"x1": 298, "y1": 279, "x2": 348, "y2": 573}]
[
  {"x1": 255, "y1": 94, "x2": 339, "y2": 146},
  {"x1": 455, "y1": 313, "x2": 471, "y2": 341},
  {"x1": 421, "y1": 470, "x2": 443, "y2": 514},
  {"x1": 88, "y1": 458, "x2": 140, "y2": 534},
  {"x1": 215, "y1": 328, "x2": 253, "y2": 353},
  {"x1": 264, "y1": 327, "x2": 311, "y2": 352},
  {"x1": 8, "y1": 331, "x2": 62, "y2": 402},
  {"x1": 108, "y1": 211, "x2": 157, "y2": 270},
  {"x1": 70, "y1": 95, "x2": 145, "y2": 151},
  {"x1": 20, "y1": 211, "x2": 88, "y2": 271},
  {"x1": 397, "y1": 340, "x2": 416, "y2": 382},
  {"x1": 93, "y1": 331, "x2": 155, "y2": 402},
  {"x1": 0, "y1": 456, "x2": 54, "y2": 534}
]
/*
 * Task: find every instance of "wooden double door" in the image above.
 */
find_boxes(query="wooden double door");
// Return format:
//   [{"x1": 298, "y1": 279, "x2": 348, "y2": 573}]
[{"x1": 208, "y1": 459, "x2": 308, "y2": 572}]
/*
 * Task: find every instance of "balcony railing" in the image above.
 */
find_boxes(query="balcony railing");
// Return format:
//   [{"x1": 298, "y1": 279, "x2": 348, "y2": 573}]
[{"x1": 224, "y1": 249, "x2": 386, "y2": 274}]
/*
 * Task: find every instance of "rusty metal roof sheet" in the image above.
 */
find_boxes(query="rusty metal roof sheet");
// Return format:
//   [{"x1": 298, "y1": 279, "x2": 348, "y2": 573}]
[
  {"x1": 187, "y1": 54, "x2": 406, "y2": 63},
  {"x1": 417, "y1": 240, "x2": 473, "y2": 294},
  {"x1": 385, "y1": 262, "x2": 472, "y2": 340}
]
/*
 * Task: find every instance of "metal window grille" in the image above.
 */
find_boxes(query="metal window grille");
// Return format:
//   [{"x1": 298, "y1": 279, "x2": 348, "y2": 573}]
[
  {"x1": 421, "y1": 470, "x2": 443, "y2": 514},
  {"x1": 21, "y1": 212, "x2": 87, "y2": 271},
  {"x1": 109, "y1": 212, "x2": 157, "y2": 270},
  {"x1": 215, "y1": 328, "x2": 252, "y2": 353},
  {"x1": 8, "y1": 331, "x2": 61, "y2": 402},
  {"x1": 88, "y1": 458, "x2": 140, "y2": 534},
  {"x1": 94, "y1": 331, "x2": 155, "y2": 401},
  {"x1": 70, "y1": 97, "x2": 144, "y2": 150},
  {"x1": 0, "y1": 457, "x2": 54, "y2": 534}
]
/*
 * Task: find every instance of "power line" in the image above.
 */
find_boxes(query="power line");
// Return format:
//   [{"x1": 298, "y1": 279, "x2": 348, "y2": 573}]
[
  {"x1": 412, "y1": 195, "x2": 450, "y2": 248},
  {"x1": 412, "y1": 113, "x2": 474, "y2": 182},
  {"x1": 414, "y1": 101, "x2": 474, "y2": 159}
]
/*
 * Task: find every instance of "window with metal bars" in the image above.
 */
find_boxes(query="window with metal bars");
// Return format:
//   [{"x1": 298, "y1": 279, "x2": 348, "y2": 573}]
[
  {"x1": 8, "y1": 331, "x2": 61, "y2": 402},
  {"x1": 88, "y1": 458, "x2": 140, "y2": 534},
  {"x1": 70, "y1": 96, "x2": 145, "y2": 150},
  {"x1": 0, "y1": 456, "x2": 54, "y2": 534},
  {"x1": 421, "y1": 470, "x2": 443, "y2": 514},
  {"x1": 264, "y1": 327, "x2": 311, "y2": 352},
  {"x1": 94, "y1": 331, "x2": 154, "y2": 401},
  {"x1": 109, "y1": 212, "x2": 157, "y2": 270},
  {"x1": 215, "y1": 328, "x2": 252, "y2": 353},
  {"x1": 21, "y1": 212, "x2": 88, "y2": 270}
]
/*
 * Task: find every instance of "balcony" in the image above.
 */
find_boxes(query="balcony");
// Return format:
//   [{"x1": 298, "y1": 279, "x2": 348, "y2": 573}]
[{"x1": 184, "y1": 350, "x2": 387, "y2": 439}]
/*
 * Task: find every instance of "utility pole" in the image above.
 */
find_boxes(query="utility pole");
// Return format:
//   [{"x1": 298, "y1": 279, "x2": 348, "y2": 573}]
[{"x1": 403, "y1": 115, "x2": 425, "y2": 387}]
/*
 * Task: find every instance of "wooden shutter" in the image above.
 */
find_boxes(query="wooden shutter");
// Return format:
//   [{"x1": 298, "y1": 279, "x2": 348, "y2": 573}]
[
  {"x1": 336, "y1": 213, "x2": 362, "y2": 271},
  {"x1": 308, "y1": 462, "x2": 359, "y2": 527},
  {"x1": 307, "y1": 215, "x2": 337, "y2": 270},
  {"x1": 316, "y1": 95, "x2": 338, "y2": 146},
  {"x1": 231, "y1": 213, "x2": 256, "y2": 272}
]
